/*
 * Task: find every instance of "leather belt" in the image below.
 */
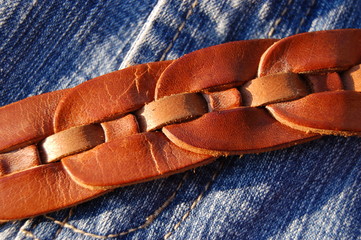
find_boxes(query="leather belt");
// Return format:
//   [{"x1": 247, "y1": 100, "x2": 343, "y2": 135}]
[{"x1": 0, "y1": 29, "x2": 360, "y2": 221}]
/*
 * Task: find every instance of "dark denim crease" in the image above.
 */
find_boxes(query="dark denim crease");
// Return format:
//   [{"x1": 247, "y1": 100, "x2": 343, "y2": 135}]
[{"x1": 0, "y1": 0, "x2": 360, "y2": 239}]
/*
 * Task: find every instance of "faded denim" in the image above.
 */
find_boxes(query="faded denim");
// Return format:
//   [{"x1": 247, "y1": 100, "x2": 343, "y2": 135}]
[{"x1": 0, "y1": 0, "x2": 360, "y2": 239}]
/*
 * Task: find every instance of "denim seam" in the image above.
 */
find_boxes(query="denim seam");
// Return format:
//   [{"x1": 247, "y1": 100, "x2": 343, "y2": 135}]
[
  {"x1": 16, "y1": 218, "x2": 35, "y2": 240},
  {"x1": 267, "y1": 0, "x2": 293, "y2": 37},
  {"x1": 43, "y1": 173, "x2": 189, "y2": 239},
  {"x1": 119, "y1": 0, "x2": 168, "y2": 68},
  {"x1": 20, "y1": 228, "x2": 41, "y2": 240},
  {"x1": 295, "y1": 0, "x2": 316, "y2": 34},
  {"x1": 51, "y1": 207, "x2": 74, "y2": 240},
  {"x1": 159, "y1": 0, "x2": 198, "y2": 61},
  {"x1": 120, "y1": 0, "x2": 198, "y2": 68},
  {"x1": 163, "y1": 160, "x2": 226, "y2": 240}
]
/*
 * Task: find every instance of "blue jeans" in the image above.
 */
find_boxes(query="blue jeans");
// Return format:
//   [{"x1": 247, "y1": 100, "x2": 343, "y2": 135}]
[{"x1": 1, "y1": 0, "x2": 360, "y2": 239}]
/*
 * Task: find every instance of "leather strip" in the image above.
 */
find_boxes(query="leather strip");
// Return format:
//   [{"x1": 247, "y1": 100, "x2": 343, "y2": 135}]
[
  {"x1": 0, "y1": 29, "x2": 360, "y2": 221},
  {"x1": 136, "y1": 93, "x2": 208, "y2": 132},
  {"x1": 62, "y1": 132, "x2": 214, "y2": 188},
  {"x1": 267, "y1": 91, "x2": 361, "y2": 136},
  {"x1": 39, "y1": 124, "x2": 105, "y2": 163},
  {"x1": 240, "y1": 72, "x2": 308, "y2": 106},
  {"x1": 0, "y1": 89, "x2": 69, "y2": 152},
  {"x1": 0, "y1": 145, "x2": 40, "y2": 176},
  {"x1": 258, "y1": 29, "x2": 361, "y2": 76},
  {"x1": 203, "y1": 88, "x2": 242, "y2": 111},
  {"x1": 343, "y1": 64, "x2": 361, "y2": 91}
]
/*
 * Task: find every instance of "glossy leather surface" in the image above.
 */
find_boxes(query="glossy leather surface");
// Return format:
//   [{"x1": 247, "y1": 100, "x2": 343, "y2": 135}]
[{"x1": 0, "y1": 29, "x2": 360, "y2": 222}]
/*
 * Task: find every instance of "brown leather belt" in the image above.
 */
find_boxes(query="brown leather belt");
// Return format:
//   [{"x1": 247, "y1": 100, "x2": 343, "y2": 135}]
[{"x1": 0, "y1": 29, "x2": 360, "y2": 221}]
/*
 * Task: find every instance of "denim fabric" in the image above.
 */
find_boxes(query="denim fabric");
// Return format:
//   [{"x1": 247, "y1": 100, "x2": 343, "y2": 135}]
[{"x1": 0, "y1": 0, "x2": 360, "y2": 239}]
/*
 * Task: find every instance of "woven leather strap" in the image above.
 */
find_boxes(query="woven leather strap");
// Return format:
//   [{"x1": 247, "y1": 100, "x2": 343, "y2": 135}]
[{"x1": 0, "y1": 29, "x2": 360, "y2": 221}]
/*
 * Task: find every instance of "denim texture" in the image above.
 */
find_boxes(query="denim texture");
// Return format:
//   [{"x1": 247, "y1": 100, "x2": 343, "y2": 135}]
[{"x1": 0, "y1": 0, "x2": 360, "y2": 239}]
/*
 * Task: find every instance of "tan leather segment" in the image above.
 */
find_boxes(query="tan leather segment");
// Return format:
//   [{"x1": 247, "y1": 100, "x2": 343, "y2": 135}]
[
  {"x1": 0, "y1": 145, "x2": 40, "y2": 176},
  {"x1": 155, "y1": 39, "x2": 278, "y2": 99},
  {"x1": 54, "y1": 61, "x2": 173, "y2": 132},
  {"x1": 267, "y1": 91, "x2": 361, "y2": 135},
  {"x1": 39, "y1": 124, "x2": 105, "y2": 163},
  {"x1": 136, "y1": 93, "x2": 208, "y2": 132},
  {"x1": 258, "y1": 29, "x2": 361, "y2": 76},
  {"x1": 163, "y1": 108, "x2": 319, "y2": 156},
  {"x1": 1, "y1": 30, "x2": 360, "y2": 221},
  {"x1": 101, "y1": 114, "x2": 139, "y2": 141},
  {"x1": 240, "y1": 73, "x2": 308, "y2": 106},
  {"x1": 304, "y1": 72, "x2": 344, "y2": 92},
  {"x1": 343, "y1": 64, "x2": 361, "y2": 91},
  {"x1": 203, "y1": 88, "x2": 242, "y2": 111},
  {"x1": 62, "y1": 132, "x2": 214, "y2": 188},
  {"x1": 0, "y1": 162, "x2": 106, "y2": 220},
  {"x1": 0, "y1": 89, "x2": 68, "y2": 153}
]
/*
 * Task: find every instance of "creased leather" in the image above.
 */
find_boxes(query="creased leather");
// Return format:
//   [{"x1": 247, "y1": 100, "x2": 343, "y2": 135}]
[
  {"x1": 155, "y1": 39, "x2": 277, "y2": 99},
  {"x1": 62, "y1": 132, "x2": 214, "y2": 188},
  {"x1": 0, "y1": 145, "x2": 40, "y2": 176},
  {"x1": 258, "y1": 29, "x2": 361, "y2": 76},
  {"x1": 267, "y1": 91, "x2": 361, "y2": 136},
  {"x1": 163, "y1": 108, "x2": 319, "y2": 156},
  {"x1": 0, "y1": 29, "x2": 360, "y2": 221},
  {"x1": 0, "y1": 162, "x2": 105, "y2": 220},
  {"x1": 54, "y1": 61, "x2": 173, "y2": 132},
  {"x1": 100, "y1": 114, "x2": 140, "y2": 141},
  {"x1": 0, "y1": 89, "x2": 69, "y2": 152}
]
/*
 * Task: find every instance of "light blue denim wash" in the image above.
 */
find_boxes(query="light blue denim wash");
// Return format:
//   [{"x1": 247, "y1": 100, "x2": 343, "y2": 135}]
[{"x1": 0, "y1": 0, "x2": 360, "y2": 239}]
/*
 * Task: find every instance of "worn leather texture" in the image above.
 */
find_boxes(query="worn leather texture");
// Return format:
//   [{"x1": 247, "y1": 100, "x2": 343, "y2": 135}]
[{"x1": 0, "y1": 29, "x2": 360, "y2": 221}]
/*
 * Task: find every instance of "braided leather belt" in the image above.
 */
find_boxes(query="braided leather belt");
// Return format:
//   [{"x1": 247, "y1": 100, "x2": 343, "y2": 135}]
[{"x1": 1, "y1": 29, "x2": 360, "y2": 221}]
